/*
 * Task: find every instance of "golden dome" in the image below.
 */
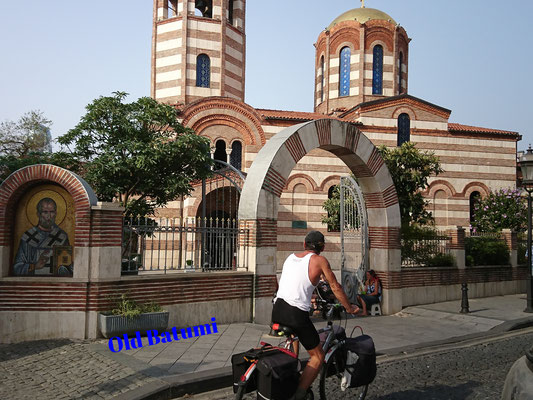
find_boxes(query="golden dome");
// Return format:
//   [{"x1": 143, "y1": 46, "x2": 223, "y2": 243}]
[{"x1": 328, "y1": 8, "x2": 396, "y2": 29}]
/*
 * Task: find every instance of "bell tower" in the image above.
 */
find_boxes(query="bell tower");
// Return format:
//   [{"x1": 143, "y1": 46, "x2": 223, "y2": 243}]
[{"x1": 151, "y1": 0, "x2": 246, "y2": 106}]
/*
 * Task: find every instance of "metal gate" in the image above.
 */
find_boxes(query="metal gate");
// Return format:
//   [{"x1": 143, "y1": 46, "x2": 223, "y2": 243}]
[
  {"x1": 200, "y1": 159, "x2": 245, "y2": 270},
  {"x1": 340, "y1": 175, "x2": 369, "y2": 303}
]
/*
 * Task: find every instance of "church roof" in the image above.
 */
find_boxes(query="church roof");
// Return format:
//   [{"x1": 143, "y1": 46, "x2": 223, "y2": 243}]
[
  {"x1": 341, "y1": 94, "x2": 452, "y2": 117},
  {"x1": 448, "y1": 123, "x2": 519, "y2": 137},
  {"x1": 257, "y1": 109, "x2": 343, "y2": 122},
  {"x1": 328, "y1": 7, "x2": 396, "y2": 29}
]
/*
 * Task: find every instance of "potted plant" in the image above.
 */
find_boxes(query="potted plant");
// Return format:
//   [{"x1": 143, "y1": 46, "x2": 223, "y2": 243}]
[{"x1": 98, "y1": 293, "x2": 169, "y2": 339}]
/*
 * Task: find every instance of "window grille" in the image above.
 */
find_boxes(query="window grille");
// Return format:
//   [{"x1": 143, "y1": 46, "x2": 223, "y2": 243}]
[
  {"x1": 339, "y1": 47, "x2": 351, "y2": 97},
  {"x1": 372, "y1": 45, "x2": 383, "y2": 95},
  {"x1": 196, "y1": 54, "x2": 210, "y2": 88}
]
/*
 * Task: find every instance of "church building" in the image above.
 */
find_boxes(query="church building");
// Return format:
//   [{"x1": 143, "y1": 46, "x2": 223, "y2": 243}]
[{"x1": 150, "y1": 0, "x2": 520, "y2": 271}]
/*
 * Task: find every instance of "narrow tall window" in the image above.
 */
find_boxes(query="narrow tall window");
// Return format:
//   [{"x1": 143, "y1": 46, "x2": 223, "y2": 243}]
[
  {"x1": 397, "y1": 113, "x2": 410, "y2": 146},
  {"x1": 320, "y1": 56, "x2": 325, "y2": 103},
  {"x1": 228, "y1": 0, "x2": 234, "y2": 25},
  {"x1": 196, "y1": 54, "x2": 210, "y2": 88},
  {"x1": 214, "y1": 139, "x2": 227, "y2": 168},
  {"x1": 372, "y1": 45, "x2": 383, "y2": 95},
  {"x1": 339, "y1": 47, "x2": 351, "y2": 97},
  {"x1": 230, "y1": 141, "x2": 242, "y2": 170},
  {"x1": 469, "y1": 191, "x2": 481, "y2": 224},
  {"x1": 327, "y1": 185, "x2": 339, "y2": 232},
  {"x1": 398, "y1": 52, "x2": 403, "y2": 95}
]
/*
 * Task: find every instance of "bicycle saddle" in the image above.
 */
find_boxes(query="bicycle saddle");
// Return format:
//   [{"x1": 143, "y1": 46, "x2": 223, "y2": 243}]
[{"x1": 271, "y1": 323, "x2": 295, "y2": 337}]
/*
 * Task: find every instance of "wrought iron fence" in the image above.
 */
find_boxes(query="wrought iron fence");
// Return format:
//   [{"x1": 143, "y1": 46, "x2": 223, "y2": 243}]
[
  {"x1": 121, "y1": 217, "x2": 249, "y2": 274},
  {"x1": 401, "y1": 231, "x2": 452, "y2": 267}
]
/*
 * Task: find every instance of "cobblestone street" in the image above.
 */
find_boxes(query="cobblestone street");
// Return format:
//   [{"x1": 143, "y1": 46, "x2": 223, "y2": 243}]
[
  {"x1": 333, "y1": 330, "x2": 533, "y2": 400},
  {"x1": 0, "y1": 339, "x2": 157, "y2": 399}
]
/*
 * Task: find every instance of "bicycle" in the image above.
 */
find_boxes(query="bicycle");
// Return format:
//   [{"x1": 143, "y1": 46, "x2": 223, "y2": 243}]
[{"x1": 233, "y1": 303, "x2": 371, "y2": 400}]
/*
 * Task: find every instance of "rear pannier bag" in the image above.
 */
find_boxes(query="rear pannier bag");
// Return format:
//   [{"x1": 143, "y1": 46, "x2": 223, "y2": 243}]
[
  {"x1": 231, "y1": 351, "x2": 258, "y2": 394},
  {"x1": 231, "y1": 346, "x2": 284, "y2": 394},
  {"x1": 344, "y1": 334, "x2": 377, "y2": 387},
  {"x1": 256, "y1": 351, "x2": 299, "y2": 400}
]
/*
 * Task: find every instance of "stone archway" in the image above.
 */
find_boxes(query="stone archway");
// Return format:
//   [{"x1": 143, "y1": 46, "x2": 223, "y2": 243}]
[{"x1": 238, "y1": 119, "x2": 401, "y2": 324}]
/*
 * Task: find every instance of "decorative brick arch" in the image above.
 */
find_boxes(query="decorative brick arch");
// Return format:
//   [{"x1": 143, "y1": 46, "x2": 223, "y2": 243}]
[
  {"x1": 181, "y1": 97, "x2": 266, "y2": 146},
  {"x1": 238, "y1": 119, "x2": 401, "y2": 323},
  {"x1": 0, "y1": 165, "x2": 97, "y2": 248}
]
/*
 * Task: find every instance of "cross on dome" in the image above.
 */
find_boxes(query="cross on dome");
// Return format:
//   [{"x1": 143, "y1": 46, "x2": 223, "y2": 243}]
[{"x1": 360, "y1": 0, "x2": 365, "y2": 8}]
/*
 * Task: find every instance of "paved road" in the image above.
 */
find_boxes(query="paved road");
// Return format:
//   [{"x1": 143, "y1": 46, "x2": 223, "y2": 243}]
[
  {"x1": 361, "y1": 329, "x2": 533, "y2": 400},
  {"x1": 190, "y1": 328, "x2": 533, "y2": 400}
]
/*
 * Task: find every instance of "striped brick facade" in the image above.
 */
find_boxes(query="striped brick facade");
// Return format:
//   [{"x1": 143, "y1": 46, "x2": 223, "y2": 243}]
[
  {"x1": 0, "y1": 273, "x2": 274, "y2": 313},
  {"x1": 152, "y1": 0, "x2": 245, "y2": 105}
]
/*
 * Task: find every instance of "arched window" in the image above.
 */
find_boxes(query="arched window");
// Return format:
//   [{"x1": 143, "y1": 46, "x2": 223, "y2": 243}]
[
  {"x1": 230, "y1": 141, "x2": 242, "y2": 170},
  {"x1": 339, "y1": 47, "x2": 351, "y2": 97},
  {"x1": 214, "y1": 139, "x2": 227, "y2": 168},
  {"x1": 372, "y1": 45, "x2": 383, "y2": 95},
  {"x1": 397, "y1": 113, "x2": 410, "y2": 146},
  {"x1": 469, "y1": 191, "x2": 481, "y2": 224},
  {"x1": 327, "y1": 185, "x2": 339, "y2": 232},
  {"x1": 320, "y1": 56, "x2": 325, "y2": 103},
  {"x1": 228, "y1": 0, "x2": 234, "y2": 25},
  {"x1": 195, "y1": 0, "x2": 212, "y2": 18},
  {"x1": 196, "y1": 54, "x2": 210, "y2": 88},
  {"x1": 398, "y1": 52, "x2": 403, "y2": 95}
]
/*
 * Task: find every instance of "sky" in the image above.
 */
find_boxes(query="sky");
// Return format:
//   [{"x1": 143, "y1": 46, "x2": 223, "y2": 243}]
[{"x1": 1, "y1": 0, "x2": 532, "y2": 151}]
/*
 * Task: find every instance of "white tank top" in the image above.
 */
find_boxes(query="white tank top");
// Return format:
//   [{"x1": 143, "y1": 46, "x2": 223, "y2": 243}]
[{"x1": 275, "y1": 252, "x2": 316, "y2": 312}]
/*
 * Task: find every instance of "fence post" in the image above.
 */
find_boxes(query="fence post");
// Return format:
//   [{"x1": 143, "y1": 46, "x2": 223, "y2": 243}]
[
  {"x1": 447, "y1": 226, "x2": 466, "y2": 269},
  {"x1": 502, "y1": 229, "x2": 517, "y2": 268}
]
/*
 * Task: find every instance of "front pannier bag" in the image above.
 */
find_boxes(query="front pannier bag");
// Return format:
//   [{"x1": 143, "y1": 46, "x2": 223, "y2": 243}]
[
  {"x1": 343, "y1": 334, "x2": 377, "y2": 387},
  {"x1": 256, "y1": 351, "x2": 299, "y2": 400}
]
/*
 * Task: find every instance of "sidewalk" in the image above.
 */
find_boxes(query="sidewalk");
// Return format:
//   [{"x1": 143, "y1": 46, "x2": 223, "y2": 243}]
[{"x1": 1, "y1": 294, "x2": 532, "y2": 400}]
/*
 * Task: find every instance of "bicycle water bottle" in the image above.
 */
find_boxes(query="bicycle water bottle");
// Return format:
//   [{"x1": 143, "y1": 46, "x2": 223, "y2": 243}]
[{"x1": 341, "y1": 351, "x2": 359, "y2": 391}]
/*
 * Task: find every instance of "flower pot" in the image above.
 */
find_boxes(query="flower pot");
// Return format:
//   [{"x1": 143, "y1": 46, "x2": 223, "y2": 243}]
[{"x1": 98, "y1": 311, "x2": 169, "y2": 339}]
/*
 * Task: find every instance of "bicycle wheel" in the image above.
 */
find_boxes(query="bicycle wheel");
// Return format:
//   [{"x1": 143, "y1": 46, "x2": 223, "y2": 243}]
[{"x1": 319, "y1": 349, "x2": 368, "y2": 400}]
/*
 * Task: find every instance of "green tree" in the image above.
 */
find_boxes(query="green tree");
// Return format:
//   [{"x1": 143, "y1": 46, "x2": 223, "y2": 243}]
[
  {"x1": 470, "y1": 188, "x2": 526, "y2": 232},
  {"x1": 58, "y1": 91, "x2": 213, "y2": 216},
  {"x1": 0, "y1": 151, "x2": 82, "y2": 183},
  {"x1": 378, "y1": 142, "x2": 443, "y2": 227},
  {"x1": 322, "y1": 142, "x2": 443, "y2": 229},
  {"x1": 0, "y1": 110, "x2": 52, "y2": 156}
]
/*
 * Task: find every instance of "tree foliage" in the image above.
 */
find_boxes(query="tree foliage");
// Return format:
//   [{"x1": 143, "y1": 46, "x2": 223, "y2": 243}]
[
  {"x1": 470, "y1": 188, "x2": 526, "y2": 232},
  {"x1": 377, "y1": 142, "x2": 443, "y2": 227},
  {"x1": 322, "y1": 142, "x2": 443, "y2": 229},
  {"x1": 0, "y1": 151, "x2": 82, "y2": 183},
  {"x1": 0, "y1": 110, "x2": 52, "y2": 157},
  {"x1": 58, "y1": 92, "x2": 213, "y2": 216}
]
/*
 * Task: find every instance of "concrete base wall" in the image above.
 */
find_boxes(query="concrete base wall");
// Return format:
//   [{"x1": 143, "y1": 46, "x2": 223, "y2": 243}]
[
  {"x1": 402, "y1": 280, "x2": 526, "y2": 307},
  {"x1": 0, "y1": 311, "x2": 86, "y2": 343}
]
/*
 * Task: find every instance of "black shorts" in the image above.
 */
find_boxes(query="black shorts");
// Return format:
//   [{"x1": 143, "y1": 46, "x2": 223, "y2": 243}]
[{"x1": 271, "y1": 298, "x2": 320, "y2": 351}]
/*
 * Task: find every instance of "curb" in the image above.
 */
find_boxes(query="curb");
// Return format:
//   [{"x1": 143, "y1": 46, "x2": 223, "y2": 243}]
[{"x1": 120, "y1": 316, "x2": 533, "y2": 400}]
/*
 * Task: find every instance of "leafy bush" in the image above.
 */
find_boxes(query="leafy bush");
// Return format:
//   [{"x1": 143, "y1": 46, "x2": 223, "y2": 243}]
[
  {"x1": 465, "y1": 236, "x2": 510, "y2": 266},
  {"x1": 470, "y1": 188, "x2": 526, "y2": 233},
  {"x1": 426, "y1": 252, "x2": 455, "y2": 267},
  {"x1": 108, "y1": 293, "x2": 163, "y2": 319}
]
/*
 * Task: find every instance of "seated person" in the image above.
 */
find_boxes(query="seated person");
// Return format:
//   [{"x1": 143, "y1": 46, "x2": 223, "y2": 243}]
[{"x1": 357, "y1": 269, "x2": 381, "y2": 316}]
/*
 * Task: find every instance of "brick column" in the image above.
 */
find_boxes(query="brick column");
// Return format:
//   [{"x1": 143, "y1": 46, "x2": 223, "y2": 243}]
[
  {"x1": 447, "y1": 226, "x2": 466, "y2": 269},
  {"x1": 502, "y1": 229, "x2": 517, "y2": 268}
]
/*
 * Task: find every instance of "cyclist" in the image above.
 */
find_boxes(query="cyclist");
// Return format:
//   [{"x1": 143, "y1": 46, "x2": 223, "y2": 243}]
[{"x1": 272, "y1": 230, "x2": 359, "y2": 400}]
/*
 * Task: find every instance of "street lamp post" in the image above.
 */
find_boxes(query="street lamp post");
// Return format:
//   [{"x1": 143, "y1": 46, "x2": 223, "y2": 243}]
[{"x1": 519, "y1": 146, "x2": 533, "y2": 313}]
